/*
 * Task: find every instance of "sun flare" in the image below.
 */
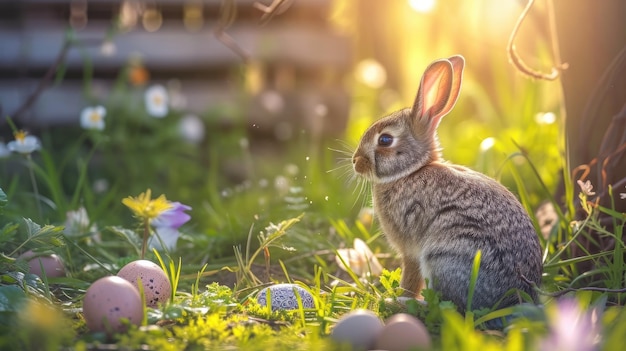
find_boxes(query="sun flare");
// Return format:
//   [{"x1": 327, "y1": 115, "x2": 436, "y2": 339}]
[{"x1": 408, "y1": 0, "x2": 436, "y2": 13}]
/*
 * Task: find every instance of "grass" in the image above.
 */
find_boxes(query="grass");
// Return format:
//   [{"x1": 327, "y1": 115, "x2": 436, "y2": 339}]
[{"x1": 1, "y1": 125, "x2": 625, "y2": 350}]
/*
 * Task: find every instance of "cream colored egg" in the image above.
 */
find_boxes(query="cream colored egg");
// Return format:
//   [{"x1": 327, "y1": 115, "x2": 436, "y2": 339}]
[
  {"x1": 331, "y1": 309, "x2": 384, "y2": 350},
  {"x1": 117, "y1": 260, "x2": 171, "y2": 307},
  {"x1": 19, "y1": 250, "x2": 65, "y2": 278},
  {"x1": 375, "y1": 313, "x2": 431, "y2": 351},
  {"x1": 83, "y1": 276, "x2": 143, "y2": 333}
]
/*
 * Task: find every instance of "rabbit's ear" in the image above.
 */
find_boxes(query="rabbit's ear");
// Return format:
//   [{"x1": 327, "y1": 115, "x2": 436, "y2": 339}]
[{"x1": 411, "y1": 55, "x2": 465, "y2": 132}]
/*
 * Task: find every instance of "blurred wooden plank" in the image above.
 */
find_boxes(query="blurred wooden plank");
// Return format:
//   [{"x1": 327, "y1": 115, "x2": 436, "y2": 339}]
[
  {"x1": 0, "y1": 25, "x2": 352, "y2": 71},
  {"x1": 0, "y1": 79, "x2": 240, "y2": 125},
  {"x1": 0, "y1": 79, "x2": 349, "y2": 138},
  {"x1": 13, "y1": 0, "x2": 331, "y2": 6},
  {"x1": 0, "y1": 0, "x2": 333, "y2": 23}
]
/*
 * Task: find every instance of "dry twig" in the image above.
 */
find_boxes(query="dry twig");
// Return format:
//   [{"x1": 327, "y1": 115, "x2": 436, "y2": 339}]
[{"x1": 507, "y1": 0, "x2": 567, "y2": 80}]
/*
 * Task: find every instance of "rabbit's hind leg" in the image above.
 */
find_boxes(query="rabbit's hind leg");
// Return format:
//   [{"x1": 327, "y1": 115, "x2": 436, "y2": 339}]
[{"x1": 399, "y1": 255, "x2": 424, "y2": 298}]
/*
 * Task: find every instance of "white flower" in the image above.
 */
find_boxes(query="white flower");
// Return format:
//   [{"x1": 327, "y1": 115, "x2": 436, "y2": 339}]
[
  {"x1": 100, "y1": 40, "x2": 116, "y2": 56},
  {"x1": 0, "y1": 142, "x2": 10, "y2": 158},
  {"x1": 145, "y1": 84, "x2": 169, "y2": 117},
  {"x1": 7, "y1": 130, "x2": 40, "y2": 155},
  {"x1": 179, "y1": 114, "x2": 205, "y2": 143},
  {"x1": 577, "y1": 180, "x2": 596, "y2": 197},
  {"x1": 64, "y1": 207, "x2": 92, "y2": 235},
  {"x1": 620, "y1": 186, "x2": 626, "y2": 200},
  {"x1": 336, "y1": 238, "x2": 383, "y2": 277},
  {"x1": 64, "y1": 207, "x2": 100, "y2": 243},
  {"x1": 80, "y1": 106, "x2": 106, "y2": 131}
]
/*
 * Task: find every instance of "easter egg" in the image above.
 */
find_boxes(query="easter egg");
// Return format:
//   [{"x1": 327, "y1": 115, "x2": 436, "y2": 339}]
[
  {"x1": 117, "y1": 260, "x2": 171, "y2": 307},
  {"x1": 375, "y1": 313, "x2": 431, "y2": 351},
  {"x1": 83, "y1": 276, "x2": 143, "y2": 333},
  {"x1": 256, "y1": 283, "x2": 315, "y2": 311},
  {"x1": 331, "y1": 309, "x2": 384, "y2": 350},
  {"x1": 19, "y1": 250, "x2": 65, "y2": 278}
]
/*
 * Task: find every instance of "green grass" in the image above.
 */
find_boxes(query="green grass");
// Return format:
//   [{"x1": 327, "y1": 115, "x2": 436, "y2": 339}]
[{"x1": 1, "y1": 128, "x2": 625, "y2": 350}]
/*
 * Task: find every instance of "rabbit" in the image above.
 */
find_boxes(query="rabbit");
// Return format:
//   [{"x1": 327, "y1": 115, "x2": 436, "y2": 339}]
[{"x1": 352, "y1": 55, "x2": 542, "y2": 312}]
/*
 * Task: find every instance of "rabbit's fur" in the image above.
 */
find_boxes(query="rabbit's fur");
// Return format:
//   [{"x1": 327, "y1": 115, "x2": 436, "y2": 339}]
[{"x1": 352, "y1": 55, "x2": 542, "y2": 311}]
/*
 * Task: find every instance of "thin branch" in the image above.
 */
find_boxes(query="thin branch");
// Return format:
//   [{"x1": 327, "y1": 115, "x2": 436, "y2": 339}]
[
  {"x1": 507, "y1": 0, "x2": 566, "y2": 80},
  {"x1": 254, "y1": 0, "x2": 293, "y2": 23},
  {"x1": 9, "y1": 39, "x2": 72, "y2": 121},
  {"x1": 213, "y1": 28, "x2": 250, "y2": 62},
  {"x1": 521, "y1": 274, "x2": 626, "y2": 298},
  {"x1": 213, "y1": 0, "x2": 250, "y2": 62},
  {"x1": 5, "y1": 36, "x2": 103, "y2": 125}
]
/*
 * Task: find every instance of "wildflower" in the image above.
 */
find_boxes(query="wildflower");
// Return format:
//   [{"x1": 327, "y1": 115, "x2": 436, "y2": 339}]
[
  {"x1": 148, "y1": 201, "x2": 191, "y2": 251},
  {"x1": 145, "y1": 84, "x2": 169, "y2": 117},
  {"x1": 64, "y1": 207, "x2": 100, "y2": 243},
  {"x1": 540, "y1": 298, "x2": 601, "y2": 351},
  {"x1": 577, "y1": 179, "x2": 596, "y2": 197},
  {"x1": 122, "y1": 189, "x2": 172, "y2": 222},
  {"x1": 179, "y1": 114, "x2": 205, "y2": 143},
  {"x1": 336, "y1": 238, "x2": 383, "y2": 278},
  {"x1": 80, "y1": 106, "x2": 106, "y2": 131},
  {"x1": 151, "y1": 202, "x2": 191, "y2": 229},
  {"x1": 7, "y1": 130, "x2": 40, "y2": 155},
  {"x1": 620, "y1": 186, "x2": 626, "y2": 200},
  {"x1": 123, "y1": 189, "x2": 173, "y2": 258},
  {"x1": 92, "y1": 178, "x2": 109, "y2": 194},
  {"x1": 100, "y1": 40, "x2": 116, "y2": 56}
]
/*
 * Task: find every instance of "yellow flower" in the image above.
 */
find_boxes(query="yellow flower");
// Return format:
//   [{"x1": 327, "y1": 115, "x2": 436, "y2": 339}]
[{"x1": 122, "y1": 189, "x2": 172, "y2": 221}]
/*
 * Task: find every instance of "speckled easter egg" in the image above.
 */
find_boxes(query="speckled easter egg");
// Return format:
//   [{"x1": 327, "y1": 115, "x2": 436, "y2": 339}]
[
  {"x1": 83, "y1": 276, "x2": 143, "y2": 333},
  {"x1": 117, "y1": 260, "x2": 171, "y2": 307},
  {"x1": 19, "y1": 250, "x2": 66, "y2": 278},
  {"x1": 375, "y1": 313, "x2": 431, "y2": 351},
  {"x1": 256, "y1": 284, "x2": 315, "y2": 311},
  {"x1": 331, "y1": 309, "x2": 384, "y2": 350}
]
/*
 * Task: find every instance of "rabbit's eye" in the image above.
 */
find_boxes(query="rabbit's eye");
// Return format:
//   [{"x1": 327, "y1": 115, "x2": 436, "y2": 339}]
[{"x1": 378, "y1": 134, "x2": 393, "y2": 147}]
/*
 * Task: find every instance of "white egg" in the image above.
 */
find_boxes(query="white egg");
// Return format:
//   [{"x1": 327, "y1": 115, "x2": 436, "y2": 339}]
[
  {"x1": 83, "y1": 276, "x2": 143, "y2": 333},
  {"x1": 331, "y1": 309, "x2": 384, "y2": 350},
  {"x1": 117, "y1": 260, "x2": 171, "y2": 307},
  {"x1": 375, "y1": 313, "x2": 431, "y2": 351},
  {"x1": 256, "y1": 283, "x2": 315, "y2": 311},
  {"x1": 19, "y1": 250, "x2": 65, "y2": 278}
]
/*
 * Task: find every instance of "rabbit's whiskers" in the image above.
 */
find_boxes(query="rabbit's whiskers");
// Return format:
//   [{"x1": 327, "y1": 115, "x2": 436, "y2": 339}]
[{"x1": 327, "y1": 144, "x2": 372, "y2": 210}]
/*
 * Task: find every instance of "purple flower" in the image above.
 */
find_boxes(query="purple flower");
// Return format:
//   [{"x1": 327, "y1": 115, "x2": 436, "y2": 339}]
[
  {"x1": 149, "y1": 202, "x2": 191, "y2": 251},
  {"x1": 540, "y1": 298, "x2": 601, "y2": 351},
  {"x1": 152, "y1": 202, "x2": 191, "y2": 229}
]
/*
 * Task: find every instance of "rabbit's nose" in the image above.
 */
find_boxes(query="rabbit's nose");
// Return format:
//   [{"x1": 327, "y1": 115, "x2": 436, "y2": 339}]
[{"x1": 353, "y1": 155, "x2": 370, "y2": 174}]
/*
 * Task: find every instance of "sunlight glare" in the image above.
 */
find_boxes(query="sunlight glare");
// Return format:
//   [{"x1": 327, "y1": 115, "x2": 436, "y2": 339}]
[
  {"x1": 535, "y1": 112, "x2": 557, "y2": 125},
  {"x1": 355, "y1": 59, "x2": 387, "y2": 89},
  {"x1": 408, "y1": 0, "x2": 436, "y2": 14},
  {"x1": 480, "y1": 137, "x2": 496, "y2": 151}
]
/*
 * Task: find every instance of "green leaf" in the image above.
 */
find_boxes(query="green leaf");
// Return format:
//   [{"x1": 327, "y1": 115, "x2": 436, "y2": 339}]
[
  {"x1": 0, "y1": 187, "x2": 7, "y2": 212},
  {"x1": 0, "y1": 285, "x2": 27, "y2": 312},
  {"x1": 0, "y1": 223, "x2": 19, "y2": 246}
]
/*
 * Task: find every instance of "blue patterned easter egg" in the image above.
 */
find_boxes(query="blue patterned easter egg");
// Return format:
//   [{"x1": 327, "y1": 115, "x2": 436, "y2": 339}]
[{"x1": 256, "y1": 284, "x2": 315, "y2": 311}]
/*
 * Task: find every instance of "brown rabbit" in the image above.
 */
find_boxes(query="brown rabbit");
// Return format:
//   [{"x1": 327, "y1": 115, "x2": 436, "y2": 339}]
[{"x1": 352, "y1": 55, "x2": 542, "y2": 311}]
